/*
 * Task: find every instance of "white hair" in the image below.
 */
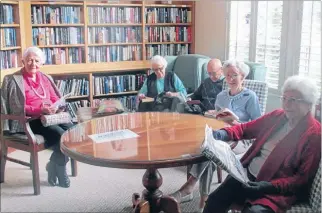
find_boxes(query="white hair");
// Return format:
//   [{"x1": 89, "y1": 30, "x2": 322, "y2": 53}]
[
  {"x1": 222, "y1": 60, "x2": 250, "y2": 78},
  {"x1": 22, "y1": 46, "x2": 46, "y2": 64},
  {"x1": 282, "y1": 75, "x2": 319, "y2": 105},
  {"x1": 150, "y1": 55, "x2": 168, "y2": 69}
]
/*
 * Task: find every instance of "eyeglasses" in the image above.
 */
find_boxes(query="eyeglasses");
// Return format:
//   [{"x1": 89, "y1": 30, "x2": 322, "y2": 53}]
[
  {"x1": 26, "y1": 58, "x2": 41, "y2": 65},
  {"x1": 225, "y1": 73, "x2": 240, "y2": 80},
  {"x1": 280, "y1": 96, "x2": 306, "y2": 104},
  {"x1": 151, "y1": 66, "x2": 164, "y2": 72}
]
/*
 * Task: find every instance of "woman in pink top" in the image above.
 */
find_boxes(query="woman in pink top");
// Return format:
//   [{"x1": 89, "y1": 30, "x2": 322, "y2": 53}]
[{"x1": 2, "y1": 47, "x2": 73, "y2": 188}]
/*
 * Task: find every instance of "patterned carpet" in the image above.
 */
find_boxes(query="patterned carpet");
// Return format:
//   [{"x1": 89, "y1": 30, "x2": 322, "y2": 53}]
[{"x1": 1, "y1": 150, "x2": 225, "y2": 212}]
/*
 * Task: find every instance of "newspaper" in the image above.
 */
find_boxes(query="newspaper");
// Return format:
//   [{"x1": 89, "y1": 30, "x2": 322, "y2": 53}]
[{"x1": 200, "y1": 125, "x2": 249, "y2": 185}]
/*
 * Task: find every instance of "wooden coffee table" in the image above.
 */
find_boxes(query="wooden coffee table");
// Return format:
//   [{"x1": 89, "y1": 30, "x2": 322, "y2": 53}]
[{"x1": 60, "y1": 112, "x2": 227, "y2": 213}]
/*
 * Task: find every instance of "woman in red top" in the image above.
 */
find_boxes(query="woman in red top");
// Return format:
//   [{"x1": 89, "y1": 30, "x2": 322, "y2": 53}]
[
  {"x1": 18, "y1": 47, "x2": 73, "y2": 188},
  {"x1": 203, "y1": 76, "x2": 321, "y2": 213}
]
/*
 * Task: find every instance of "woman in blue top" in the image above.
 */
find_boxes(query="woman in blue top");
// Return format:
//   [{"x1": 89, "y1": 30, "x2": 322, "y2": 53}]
[{"x1": 170, "y1": 60, "x2": 261, "y2": 211}]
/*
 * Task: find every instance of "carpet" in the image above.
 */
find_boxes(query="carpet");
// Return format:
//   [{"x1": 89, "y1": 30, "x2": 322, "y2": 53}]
[{"x1": 1, "y1": 150, "x2": 225, "y2": 213}]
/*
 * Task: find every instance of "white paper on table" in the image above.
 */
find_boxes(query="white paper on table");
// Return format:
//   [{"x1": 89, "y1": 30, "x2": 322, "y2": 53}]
[
  {"x1": 51, "y1": 93, "x2": 72, "y2": 109},
  {"x1": 88, "y1": 129, "x2": 139, "y2": 143}
]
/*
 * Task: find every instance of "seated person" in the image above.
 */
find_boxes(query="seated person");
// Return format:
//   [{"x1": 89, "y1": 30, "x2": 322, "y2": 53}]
[
  {"x1": 170, "y1": 60, "x2": 261, "y2": 210},
  {"x1": 188, "y1": 58, "x2": 225, "y2": 111},
  {"x1": 203, "y1": 75, "x2": 321, "y2": 213},
  {"x1": 1, "y1": 46, "x2": 73, "y2": 188},
  {"x1": 137, "y1": 55, "x2": 187, "y2": 112}
]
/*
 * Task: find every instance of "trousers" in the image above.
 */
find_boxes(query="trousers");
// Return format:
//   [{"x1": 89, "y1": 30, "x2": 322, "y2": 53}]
[{"x1": 29, "y1": 119, "x2": 74, "y2": 165}]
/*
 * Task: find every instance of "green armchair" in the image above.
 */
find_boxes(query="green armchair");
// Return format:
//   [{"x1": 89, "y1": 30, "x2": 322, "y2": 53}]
[{"x1": 165, "y1": 54, "x2": 211, "y2": 94}]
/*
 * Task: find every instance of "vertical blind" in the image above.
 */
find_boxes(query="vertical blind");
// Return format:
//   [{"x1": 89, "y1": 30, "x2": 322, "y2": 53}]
[{"x1": 299, "y1": 1, "x2": 321, "y2": 93}]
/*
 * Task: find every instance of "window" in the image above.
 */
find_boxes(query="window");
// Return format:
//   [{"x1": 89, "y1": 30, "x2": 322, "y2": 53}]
[
  {"x1": 298, "y1": 1, "x2": 321, "y2": 92},
  {"x1": 255, "y1": 1, "x2": 283, "y2": 89},
  {"x1": 228, "y1": 1, "x2": 251, "y2": 61},
  {"x1": 227, "y1": 1, "x2": 322, "y2": 92}
]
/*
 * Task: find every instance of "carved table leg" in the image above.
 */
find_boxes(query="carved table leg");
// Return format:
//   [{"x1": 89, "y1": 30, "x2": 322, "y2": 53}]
[{"x1": 133, "y1": 168, "x2": 180, "y2": 213}]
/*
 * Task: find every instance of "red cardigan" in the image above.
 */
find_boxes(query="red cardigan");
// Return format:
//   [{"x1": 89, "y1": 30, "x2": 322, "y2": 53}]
[{"x1": 223, "y1": 109, "x2": 321, "y2": 213}]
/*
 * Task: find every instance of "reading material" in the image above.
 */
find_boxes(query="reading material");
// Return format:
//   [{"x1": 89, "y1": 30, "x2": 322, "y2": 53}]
[
  {"x1": 51, "y1": 93, "x2": 72, "y2": 109},
  {"x1": 88, "y1": 129, "x2": 139, "y2": 143},
  {"x1": 204, "y1": 108, "x2": 239, "y2": 122},
  {"x1": 141, "y1": 97, "x2": 154, "y2": 103},
  {"x1": 200, "y1": 125, "x2": 249, "y2": 185}
]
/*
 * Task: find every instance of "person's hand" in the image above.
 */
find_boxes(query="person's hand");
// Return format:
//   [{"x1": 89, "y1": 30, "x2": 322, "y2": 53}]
[
  {"x1": 165, "y1": 92, "x2": 177, "y2": 97},
  {"x1": 243, "y1": 181, "x2": 279, "y2": 199},
  {"x1": 138, "y1": 94, "x2": 146, "y2": 100},
  {"x1": 212, "y1": 129, "x2": 228, "y2": 141},
  {"x1": 187, "y1": 97, "x2": 192, "y2": 101},
  {"x1": 41, "y1": 106, "x2": 56, "y2": 115}
]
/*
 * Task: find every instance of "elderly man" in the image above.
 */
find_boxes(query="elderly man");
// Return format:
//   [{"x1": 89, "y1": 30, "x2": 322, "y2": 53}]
[
  {"x1": 189, "y1": 59, "x2": 225, "y2": 111},
  {"x1": 138, "y1": 55, "x2": 187, "y2": 112}
]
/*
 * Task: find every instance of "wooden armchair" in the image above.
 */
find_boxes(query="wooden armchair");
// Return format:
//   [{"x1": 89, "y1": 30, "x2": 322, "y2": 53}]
[{"x1": 0, "y1": 114, "x2": 77, "y2": 195}]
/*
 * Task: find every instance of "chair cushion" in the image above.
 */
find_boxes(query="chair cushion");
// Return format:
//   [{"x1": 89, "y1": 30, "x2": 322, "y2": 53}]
[
  {"x1": 286, "y1": 203, "x2": 314, "y2": 213},
  {"x1": 244, "y1": 62, "x2": 268, "y2": 82},
  {"x1": 3, "y1": 133, "x2": 45, "y2": 145},
  {"x1": 309, "y1": 162, "x2": 321, "y2": 212}
]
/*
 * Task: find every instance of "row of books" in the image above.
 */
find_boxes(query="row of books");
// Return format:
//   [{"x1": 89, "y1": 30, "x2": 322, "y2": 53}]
[
  {"x1": 1, "y1": 28, "x2": 17, "y2": 48},
  {"x1": 93, "y1": 74, "x2": 146, "y2": 95},
  {"x1": 0, "y1": 4, "x2": 14, "y2": 24},
  {"x1": 87, "y1": 7, "x2": 141, "y2": 24},
  {"x1": 31, "y1": 6, "x2": 82, "y2": 24},
  {"x1": 145, "y1": 26, "x2": 192, "y2": 43},
  {"x1": 55, "y1": 78, "x2": 90, "y2": 96},
  {"x1": 32, "y1": 27, "x2": 83, "y2": 46},
  {"x1": 145, "y1": 8, "x2": 192, "y2": 24},
  {"x1": 146, "y1": 44, "x2": 190, "y2": 59},
  {"x1": 88, "y1": 46, "x2": 141, "y2": 62},
  {"x1": 0, "y1": 50, "x2": 18, "y2": 69},
  {"x1": 93, "y1": 96, "x2": 137, "y2": 111},
  {"x1": 67, "y1": 100, "x2": 90, "y2": 120},
  {"x1": 88, "y1": 27, "x2": 142, "y2": 44},
  {"x1": 42, "y1": 47, "x2": 85, "y2": 65}
]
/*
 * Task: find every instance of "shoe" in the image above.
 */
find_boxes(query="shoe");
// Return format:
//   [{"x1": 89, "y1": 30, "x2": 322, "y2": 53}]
[
  {"x1": 55, "y1": 164, "x2": 70, "y2": 188},
  {"x1": 46, "y1": 161, "x2": 57, "y2": 186},
  {"x1": 169, "y1": 191, "x2": 193, "y2": 203}
]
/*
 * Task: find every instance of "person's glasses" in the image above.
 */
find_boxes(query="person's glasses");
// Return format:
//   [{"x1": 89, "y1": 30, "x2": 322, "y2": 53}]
[
  {"x1": 26, "y1": 58, "x2": 41, "y2": 65},
  {"x1": 152, "y1": 66, "x2": 164, "y2": 72},
  {"x1": 225, "y1": 74, "x2": 239, "y2": 80},
  {"x1": 280, "y1": 96, "x2": 306, "y2": 104}
]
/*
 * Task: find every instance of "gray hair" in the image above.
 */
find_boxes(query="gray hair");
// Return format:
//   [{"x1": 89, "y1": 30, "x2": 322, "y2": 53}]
[
  {"x1": 222, "y1": 60, "x2": 250, "y2": 78},
  {"x1": 22, "y1": 46, "x2": 46, "y2": 64},
  {"x1": 282, "y1": 75, "x2": 319, "y2": 105},
  {"x1": 150, "y1": 55, "x2": 168, "y2": 69}
]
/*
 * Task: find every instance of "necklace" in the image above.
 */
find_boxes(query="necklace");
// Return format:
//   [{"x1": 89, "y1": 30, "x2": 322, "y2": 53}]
[{"x1": 29, "y1": 77, "x2": 47, "y2": 99}]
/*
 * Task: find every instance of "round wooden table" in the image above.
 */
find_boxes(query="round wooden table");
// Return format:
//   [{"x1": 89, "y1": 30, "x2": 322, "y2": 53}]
[{"x1": 60, "y1": 112, "x2": 227, "y2": 213}]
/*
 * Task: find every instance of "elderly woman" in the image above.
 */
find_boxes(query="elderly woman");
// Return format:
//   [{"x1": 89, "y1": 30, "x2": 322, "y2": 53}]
[
  {"x1": 203, "y1": 75, "x2": 321, "y2": 213},
  {"x1": 0, "y1": 47, "x2": 73, "y2": 188},
  {"x1": 170, "y1": 60, "x2": 261, "y2": 209},
  {"x1": 138, "y1": 55, "x2": 187, "y2": 112}
]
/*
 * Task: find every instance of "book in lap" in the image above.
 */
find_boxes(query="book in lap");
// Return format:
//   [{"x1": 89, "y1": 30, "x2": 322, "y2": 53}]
[
  {"x1": 204, "y1": 108, "x2": 239, "y2": 122},
  {"x1": 200, "y1": 125, "x2": 249, "y2": 185}
]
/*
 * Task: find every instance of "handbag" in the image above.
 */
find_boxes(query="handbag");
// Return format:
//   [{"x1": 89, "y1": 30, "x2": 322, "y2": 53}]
[{"x1": 40, "y1": 112, "x2": 72, "y2": 127}]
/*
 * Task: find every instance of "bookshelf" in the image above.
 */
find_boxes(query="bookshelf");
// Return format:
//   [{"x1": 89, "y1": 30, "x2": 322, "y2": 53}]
[{"x1": 1, "y1": 0, "x2": 195, "y2": 112}]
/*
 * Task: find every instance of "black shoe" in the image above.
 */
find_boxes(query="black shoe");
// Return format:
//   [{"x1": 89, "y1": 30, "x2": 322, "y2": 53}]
[
  {"x1": 55, "y1": 164, "x2": 70, "y2": 188},
  {"x1": 46, "y1": 161, "x2": 57, "y2": 186}
]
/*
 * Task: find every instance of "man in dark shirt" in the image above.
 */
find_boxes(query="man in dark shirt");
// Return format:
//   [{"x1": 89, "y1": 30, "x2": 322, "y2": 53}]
[{"x1": 189, "y1": 59, "x2": 225, "y2": 111}]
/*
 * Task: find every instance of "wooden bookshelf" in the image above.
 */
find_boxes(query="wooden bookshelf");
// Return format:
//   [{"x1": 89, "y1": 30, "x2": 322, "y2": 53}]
[{"x1": 1, "y1": 0, "x2": 195, "y2": 110}]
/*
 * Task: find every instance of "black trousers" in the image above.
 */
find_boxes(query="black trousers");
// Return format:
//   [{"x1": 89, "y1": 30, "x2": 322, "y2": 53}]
[
  {"x1": 203, "y1": 175, "x2": 275, "y2": 213},
  {"x1": 29, "y1": 119, "x2": 74, "y2": 166}
]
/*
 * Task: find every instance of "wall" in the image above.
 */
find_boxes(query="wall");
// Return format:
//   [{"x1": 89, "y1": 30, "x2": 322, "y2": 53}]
[{"x1": 194, "y1": 0, "x2": 281, "y2": 112}]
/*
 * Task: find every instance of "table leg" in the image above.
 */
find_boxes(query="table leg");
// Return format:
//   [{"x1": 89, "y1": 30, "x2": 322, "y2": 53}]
[{"x1": 133, "y1": 168, "x2": 180, "y2": 213}]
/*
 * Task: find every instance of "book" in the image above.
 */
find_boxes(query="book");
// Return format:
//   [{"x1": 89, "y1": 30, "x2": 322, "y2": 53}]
[
  {"x1": 204, "y1": 108, "x2": 239, "y2": 122},
  {"x1": 200, "y1": 125, "x2": 249, "y2": 185},
  {"x1": 141, "y1": 97, "x2": 154, "y2": 103}
]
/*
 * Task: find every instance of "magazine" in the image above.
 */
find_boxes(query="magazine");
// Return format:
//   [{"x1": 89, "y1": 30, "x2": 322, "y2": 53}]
[
  {"x1": 51, "y1": 93, "x2": 72, "y2": 109},
  {"x1": 200, "y1": 125, "x2": 249, "y2": 185},
  {"x1": 204, "y1": 108, "x2": 239, "y2": 122}
]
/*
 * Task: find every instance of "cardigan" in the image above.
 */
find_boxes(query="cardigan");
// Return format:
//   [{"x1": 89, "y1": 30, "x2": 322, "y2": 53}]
[
  {"x1": 1, "y1": 69, "x2": 62, "y2": 133},
  {"x1": 215, "y1": 88, "x2": 262, "y2": 122},
  {"x1": 222, "y1": 109, "x2": 321, "y2": 213}
]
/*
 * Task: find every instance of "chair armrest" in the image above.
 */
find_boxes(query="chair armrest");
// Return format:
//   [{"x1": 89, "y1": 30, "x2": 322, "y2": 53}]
[{"x1": 1, "y1": 114, "x2": 38, "y2": 145}]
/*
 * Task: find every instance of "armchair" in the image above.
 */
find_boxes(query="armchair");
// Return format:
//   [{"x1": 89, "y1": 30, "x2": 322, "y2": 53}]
[
  {"x1": 165, "y1": 54, "x2": 211, "y2": 94},
  {"x1": 0, "y1": 114, "x2": 77, "y2": 195}
]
